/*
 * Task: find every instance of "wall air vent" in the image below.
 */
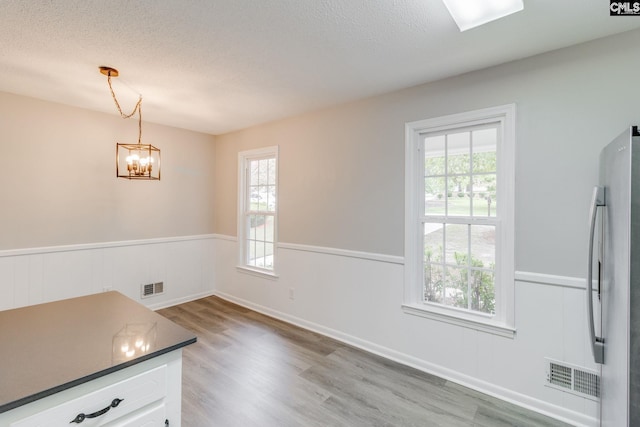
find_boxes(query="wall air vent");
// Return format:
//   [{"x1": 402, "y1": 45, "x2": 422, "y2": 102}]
[
  {"x1": 545, "y1": 358, "x2": 600, "y2": 400},
  {"x1": 154, "y1": 281, "x2": 164, "y2": 294},
  {"x1": 141, "y1": 282, "x2": 164, "y2": 299},
  {"x1": 574, "y1": 369, "x2": 600, "y2": 398},
  {"x1": 549, "y1": 362, "x2": 572, "y2": 389}
]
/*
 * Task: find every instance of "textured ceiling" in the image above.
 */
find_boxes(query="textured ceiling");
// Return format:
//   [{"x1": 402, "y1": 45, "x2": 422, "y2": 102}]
[{"x1": 0, "y1": 1, "x2": 638, "y2": 135}]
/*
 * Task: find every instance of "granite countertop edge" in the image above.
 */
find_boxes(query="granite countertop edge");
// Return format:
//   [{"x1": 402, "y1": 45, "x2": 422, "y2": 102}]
[
  {"x1": 0, "y1": 337, "x2": 196, "y2": 414},
  {"x1": 0, "y1": 292, "x2": 197, "y2": 414}
]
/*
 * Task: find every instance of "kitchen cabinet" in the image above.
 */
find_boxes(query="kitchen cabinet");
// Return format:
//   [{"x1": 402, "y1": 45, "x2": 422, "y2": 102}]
[{"x1": 0, "y1": 292, "x2": 196, "y2": 427}]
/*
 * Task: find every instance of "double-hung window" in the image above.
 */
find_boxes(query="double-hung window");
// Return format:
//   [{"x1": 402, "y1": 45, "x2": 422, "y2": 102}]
[
  {"x1": 238, "y1": 146, "x2": 278, "y2": 276},
  {"x1": 404, "y1": 105, "x2": 515, "y2": 336}
]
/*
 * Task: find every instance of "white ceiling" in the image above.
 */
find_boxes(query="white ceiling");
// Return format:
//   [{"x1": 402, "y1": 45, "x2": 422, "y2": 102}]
[{"x1": 0, "y1": 1, "x2": 637, "y2": 135}]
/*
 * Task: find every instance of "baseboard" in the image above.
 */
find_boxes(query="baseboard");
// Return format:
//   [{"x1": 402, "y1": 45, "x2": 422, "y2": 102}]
[
  {"x1": 148, "y1": 290, "x2": 217, "y2": 311},
  {"x1": 213, "y1": 291, "x2": 596, "y2": 427}
]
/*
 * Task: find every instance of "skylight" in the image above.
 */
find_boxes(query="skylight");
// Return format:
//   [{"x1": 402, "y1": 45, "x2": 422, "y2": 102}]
[{"x1": 442, "y1": 0, "x2": 524, "y2": 31}]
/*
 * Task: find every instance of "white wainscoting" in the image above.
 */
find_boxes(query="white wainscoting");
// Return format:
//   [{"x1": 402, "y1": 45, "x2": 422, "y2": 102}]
[
  {"x1": 0, "y1": 235, "x2": 217, "y2": 311},
  {"x1": 0, "y1": 234, "x2": 599, "y2": 426},
  {"x1": 214, "y1": 236, "x2": 598, "y2": 427}
]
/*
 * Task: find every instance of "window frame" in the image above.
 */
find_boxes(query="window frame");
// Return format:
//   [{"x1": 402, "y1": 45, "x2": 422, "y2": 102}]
[
  {"x1": 237, "y1": 146, "x2": 279, "y2": 279},
  {"x1": 403, "y1": 105, "x2": 515, "y2": 337}
]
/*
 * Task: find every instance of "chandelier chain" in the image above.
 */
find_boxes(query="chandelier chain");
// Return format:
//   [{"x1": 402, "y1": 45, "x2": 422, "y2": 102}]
[{"x1": 107, "y1": 75, "x2": 143, "y2": 144}]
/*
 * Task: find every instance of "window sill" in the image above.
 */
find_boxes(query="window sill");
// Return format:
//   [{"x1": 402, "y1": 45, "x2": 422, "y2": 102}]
[
  {"x1": 401, "y1": 303, "x2": 516, "y2": 338},
  {"x1": 236, "y1": 265, "x2": 279, "y2": 280}
]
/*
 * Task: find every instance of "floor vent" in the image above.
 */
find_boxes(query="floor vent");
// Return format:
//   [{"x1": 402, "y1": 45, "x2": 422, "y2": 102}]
[
  {"x1": 545, "y1": 358, "x2": 600, "y2": 400},
  {"x1": 141, "y1": 282, "x2": 164, "y2": 298}
]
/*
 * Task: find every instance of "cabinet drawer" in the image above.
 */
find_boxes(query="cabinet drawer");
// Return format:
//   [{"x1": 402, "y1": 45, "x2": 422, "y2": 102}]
[
  {"x1": 103, "y1": 402, "x2": 165, "y2": 427},
  {"x1": 11, "y1": 365, "x2": 167, "y2": 427}
]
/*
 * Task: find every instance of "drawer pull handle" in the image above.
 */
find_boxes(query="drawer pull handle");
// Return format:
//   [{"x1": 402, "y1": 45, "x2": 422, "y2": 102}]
[{"x1": 69, "y1": 398, "x2": 124, "y2": 424}]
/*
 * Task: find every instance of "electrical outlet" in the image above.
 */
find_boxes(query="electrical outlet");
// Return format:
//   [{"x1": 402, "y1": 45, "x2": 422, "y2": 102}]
[{"x1": 289, "y1": 288, "x2": 295, "y2": 300}]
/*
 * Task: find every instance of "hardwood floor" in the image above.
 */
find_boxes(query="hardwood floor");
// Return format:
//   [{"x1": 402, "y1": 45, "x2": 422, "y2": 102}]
[{"x1": 157, "y1": 296, "x2": 571, "y2": 427}]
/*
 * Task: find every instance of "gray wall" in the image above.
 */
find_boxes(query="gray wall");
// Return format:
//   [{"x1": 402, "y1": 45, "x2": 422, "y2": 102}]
[
  {"x1": 214, "y1": 28, "x2": 640, "y2": 277},
  {"x1": 0, "y1": 92, "x2": 216, "y2": 250}
]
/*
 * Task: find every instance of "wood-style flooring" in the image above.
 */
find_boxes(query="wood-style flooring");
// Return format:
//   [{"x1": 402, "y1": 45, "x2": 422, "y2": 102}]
[{"x1": 157, "y1": 296, "x2": 571, "y2": 427}]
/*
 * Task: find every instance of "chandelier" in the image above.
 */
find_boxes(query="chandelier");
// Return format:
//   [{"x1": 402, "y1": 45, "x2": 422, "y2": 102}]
[{"x1": 100, "y1": 66, "x2": 161, "y2": 180}]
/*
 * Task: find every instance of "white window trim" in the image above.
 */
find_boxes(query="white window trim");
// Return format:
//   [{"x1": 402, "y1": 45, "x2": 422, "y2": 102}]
[
  {"x1": 237, "y1": 146, "x2": 279, "y2": 279},
  {"x1": 403, "y1": 104, "x2": 515, "y2": 337}
]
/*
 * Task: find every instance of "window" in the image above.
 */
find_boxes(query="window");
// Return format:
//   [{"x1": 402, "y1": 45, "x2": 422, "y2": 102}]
[
  {"x1": 404, "y1": 105, "x2": 515, "y2": 336},
  {"x1": 238, "y1": 146, "x2": 278, "y2": 276}
]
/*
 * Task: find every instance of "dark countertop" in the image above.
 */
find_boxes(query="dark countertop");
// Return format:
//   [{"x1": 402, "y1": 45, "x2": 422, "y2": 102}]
[{"x1": 0, "y1": 291, "x2": 196, "y2": 413}]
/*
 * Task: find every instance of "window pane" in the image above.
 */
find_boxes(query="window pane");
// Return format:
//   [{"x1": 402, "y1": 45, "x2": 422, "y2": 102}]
[
  {"x1": 268, "y1": 158, "x2": 276, "y2": 185},
  {"x1": 447, "y1": 132, "x2": 470, "y2": 175},
  {"x1": 264, "y1": 243, "x2": 274, "y2": 268},
  {"x1": 250, "y1": 241, "x2": 262, "y2": 267},
  {"x1": 265, "y1": 242, "x2": 274, "y2": 257},
  {"x1": 425, "y1": 177, "x2": 446, "y2": 215},
  {"x1": 258, "y1": 242, "x2": 266, "y2": 267},
  {"x1": 264, "y1": 215, "x2": 275, "y2": 243},
  {"x1": 445, "y1": 224, "x2": 468, "y2": 265},
  {"x1": 250, "y1": 186, "x2": 260, "y2": 210},
  {"x1": 470, "y1": 269, "x2": 495, "y2": 314},
  {"x1": 259, "y1": 159, "x2": 269, "y2": 186},
  {"x1": 447, "y1": 176, "x2": 470, "y2": 216},
  {"x1": 267, "y1": 185, "x2": 276, "y2": 211},
  {"x1": 248, "y1": 239, "x2": 256, "y2": 266},
  {"x1": 250, "y1": 160, "x2": 259, "y2": 185},
  {"x1": 470, "y1": 225, "x2": 495, "y2": 268},
  {"x1": 473, "y1": 174, "x2": 497, "y2": 217},
  {"x1": 472, "y1": 174, "x2": 496, "y2": 217},
  {"x1": 254, "y1": 215, "x2": 265, "y2": 241},
  {"x1": 259, "y1": 215, "x2": 267, "y2": 241},
  {"x1": 424, "y1": 223, "x2": 443, "y2": 263},
  {"x1": 445, "y1": 266, "x2": 468, "y2": 308},
  {"x1": 424, "y1": 135, "x2": 445, "y2": 176},
  {"x1": 257, "y1": 186, "x2": 265, "y2": 211},
  {"x1": 424, "y1": 263, "x2": 444, "y2": 304},
  {"x1": 472, "y1": 128, "x2": 497, "y2": 174},
  {"x1": 472, "y1": 151, "x2": 496, "y2": 174},
  {"x1": 249, "y1": 215, "x2": 256, "y2": 239}
]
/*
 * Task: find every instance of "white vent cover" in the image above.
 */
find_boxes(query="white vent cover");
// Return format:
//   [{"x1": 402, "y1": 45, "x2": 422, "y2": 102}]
[
  {"x1": 141, "y1": 282, "x2": 164, "y2": 298},
  {"x1": 154, "y1": 281, "x2": 164, "y2": 294},
  {"x1": 545, "y1": 358, "x2": 600, "y2": 400},
  {"x1": 574, "y1": 369, "x2": 600, "y2": 397}
]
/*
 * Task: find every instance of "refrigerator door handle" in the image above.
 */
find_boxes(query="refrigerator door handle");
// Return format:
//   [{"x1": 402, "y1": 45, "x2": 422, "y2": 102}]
[{"x1": 587, "y1": 185, "x2": 605, "y2": 364}]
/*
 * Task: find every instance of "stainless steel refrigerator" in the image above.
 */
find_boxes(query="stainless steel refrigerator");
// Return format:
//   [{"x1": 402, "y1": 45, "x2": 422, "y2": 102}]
[{"x1": 587, "y1": 126, "x2": 640, "y2": 426}]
